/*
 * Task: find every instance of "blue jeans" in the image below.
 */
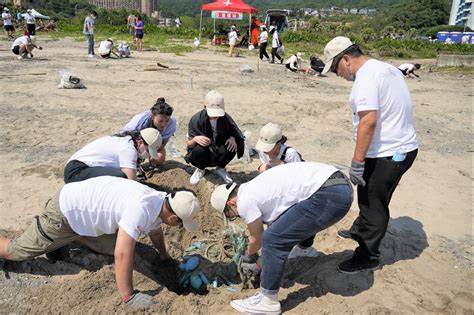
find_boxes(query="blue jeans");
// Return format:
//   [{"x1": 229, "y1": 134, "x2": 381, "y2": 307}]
[
  {"x1": 86, "y1": 34, "x2": 94, "y2": 55},
  {"x1": 260, "y1": 183, "x2": 353, "y2": 294}
]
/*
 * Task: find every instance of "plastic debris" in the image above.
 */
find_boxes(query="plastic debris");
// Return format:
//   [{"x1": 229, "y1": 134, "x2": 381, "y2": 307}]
[
  {"x1": 240, "y1": 64, "x2": 254, "y2": 73},
  {"x1": 58, "y1": 70, "x2": 85, "y2": 89}
]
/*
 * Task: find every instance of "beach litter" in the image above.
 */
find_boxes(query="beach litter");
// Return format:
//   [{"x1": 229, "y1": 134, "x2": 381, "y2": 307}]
[{"x1": 58, "y1": 70, "x2": 85, "y2": 89}]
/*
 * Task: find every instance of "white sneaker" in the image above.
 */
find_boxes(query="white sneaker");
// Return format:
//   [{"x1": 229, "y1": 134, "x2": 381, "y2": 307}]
[
  {"x1": 230, "y1": 292, "x2": 281, "y2": 314},
  {"x1": 288, "y1": 245, "x2": 319, "y2": 259},
  {"x1": 88, "y1": 54, "x2": 94, "y2": 58},
  {"x1": 17, "y1": 55, "x2": 23, "y2": 60},
  {"x1": 215, "y1": 167, "x2": 233, "y2": 184},
  {"x1": 190, "y1": 168, "x2": 206, "y2": 185}
]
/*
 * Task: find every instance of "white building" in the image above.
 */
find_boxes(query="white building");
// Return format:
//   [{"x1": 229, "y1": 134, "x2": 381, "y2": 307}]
[{"x1": 450, "y1": 0, "x2": 473, "y2": 30}]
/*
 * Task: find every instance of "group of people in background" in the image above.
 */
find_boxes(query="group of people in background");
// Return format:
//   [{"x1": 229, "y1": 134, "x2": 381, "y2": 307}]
[{"x1": 2, "y1": 7, "x2": 37, "y2": 40}]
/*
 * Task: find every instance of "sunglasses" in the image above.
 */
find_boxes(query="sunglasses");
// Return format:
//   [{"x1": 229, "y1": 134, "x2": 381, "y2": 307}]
[{"x1": 330, "y1": 54, "x2": 343, "y2": 74}]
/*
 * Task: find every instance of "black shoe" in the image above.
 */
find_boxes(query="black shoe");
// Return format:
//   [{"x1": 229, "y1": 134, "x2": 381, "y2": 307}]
[
  {"x1": 280, "y1": 58, "x2": 284, "y2": 64},
  {"x1": 337, "y1": 229, "x2": 356, "y2": 240},
  {"x1": 270, "y1": 60, "x2": 275, "y2": 64},
  {"x1": 338, "y1": 255, "x2": 380, "y2": 274}
]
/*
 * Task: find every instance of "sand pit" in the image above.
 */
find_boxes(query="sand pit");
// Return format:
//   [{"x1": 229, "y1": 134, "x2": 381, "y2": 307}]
[{"x1": 0, "y1": 38, "x2": 472, "y2": 313}]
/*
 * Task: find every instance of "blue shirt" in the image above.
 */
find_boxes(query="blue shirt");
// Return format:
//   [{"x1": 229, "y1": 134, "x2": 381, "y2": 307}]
[{"x1": 122, "y1": 111, "x2": 177, "y2": 141}]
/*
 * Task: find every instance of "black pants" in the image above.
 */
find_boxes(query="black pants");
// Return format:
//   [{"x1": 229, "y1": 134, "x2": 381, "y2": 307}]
[
  {"x1": 259, "y1": 42, "x2": 269, "y2": 60},
  {"x1": 27, "y1": 23, "x2": 35, "y2": 35},
  {"x1": 271, "y1": 47, "x2": 282, "y2": 62},
  {"x1": 349, "y1": 149, "x2": 418, "y2": 260},
  {"x1": 185, "y1": 144, "x2": 236, "y2": 170},
  {"x1": 64, "y1": 160, "x2": 127, "y2": 183},
  {"x1": 285, "y1": 63, "x2": 297, "y2": 72}
]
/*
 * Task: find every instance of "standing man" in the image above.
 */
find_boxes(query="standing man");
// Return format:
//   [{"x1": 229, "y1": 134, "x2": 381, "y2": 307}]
[
  {"x1": 228, "y1": 25, "x2": 238, "y2": 57},
  {"x1": 83, "y1": 10, "x2": 98, "y2": 57},
  {"x1": 25, "y1": 9, "x2": 36, "y2": 36},
  {"x1": 0, "y1": 176, "x2": 200, "y2": 310},
  {"x1": 2, "y1": 8, "x2": 14, "y2": 40},
  {"x1": 210, "y1": 162, "x2": 353, "y2": 314},
  {"x1": 258, "y1": 25, "x2": 269, "y2": 61},
  {"x1": 322, "y1": 36, "x2": 418, "y2": 274}
]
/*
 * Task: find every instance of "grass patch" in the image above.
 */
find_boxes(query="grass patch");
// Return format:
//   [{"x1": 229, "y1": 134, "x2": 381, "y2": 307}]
[{"x1": 430, "y1": 65, "x2": 474, "y2": 75}]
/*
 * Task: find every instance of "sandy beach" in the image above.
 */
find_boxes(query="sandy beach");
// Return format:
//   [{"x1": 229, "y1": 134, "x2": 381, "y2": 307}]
[{"x1": 0, "y1": 37, "x2": 472, "y2": 313}]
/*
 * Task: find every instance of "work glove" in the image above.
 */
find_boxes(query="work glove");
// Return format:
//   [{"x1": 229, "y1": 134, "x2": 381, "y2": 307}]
[
  {"x1": 124, "y1": 292, "x2": 154, "y2": 310},
  {"x1": 240, "y1": 248, "x2": 258, "y2": 263},
  {"x1": 241, "y1": 262, "x2": 261, "y2": 276},
  {"x1": 349, "y1": 159, "x2": 366, "y2": 186}
]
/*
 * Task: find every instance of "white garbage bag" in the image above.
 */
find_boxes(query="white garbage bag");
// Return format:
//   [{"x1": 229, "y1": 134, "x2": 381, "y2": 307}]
[{"x1": 58, "y1": 70, "x2": 85, "y2": 89}]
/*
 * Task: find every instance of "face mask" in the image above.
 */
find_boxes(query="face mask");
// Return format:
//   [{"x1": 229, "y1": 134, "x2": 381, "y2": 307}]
[
  {"x1": 348, "y1": 72, "x2": 356, "y2": 82},
  {"x1": 138, "y1": 148, "x2": 149, "y2": 160}
]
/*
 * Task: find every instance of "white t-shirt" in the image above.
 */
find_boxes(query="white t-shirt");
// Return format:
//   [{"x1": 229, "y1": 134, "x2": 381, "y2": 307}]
[
  {"x1": 349, "y1": 59, "x2": 418, "y2": 158},
  {"x1": 398, "y1": 63, "x2": 414, "y2": 72},
  {"x1": 68, "y1": 136, "x2": 138, "y2": 170},
  {"x1": 60, "y1": 176, "x2": 165, "y2": 240},
  {"x1": 25, "y1": 13, "x2": 35, "y2": 24},
  {"x1": 258, "y1": 144, "x2": 302, "y2": 165},
  {"x1": 99, "y1": 40, "x2": 112, "y2": 55},
  {"x1": 271, "y1": 31, "x2": 280, "y2": 48},
  {"x1": 237, "y1": 162, "x2": 338, "y2": 225},
  {"x1": 11, "y1": 35, "x2": 29, "y2": 49},
  {"x1": 228, "y1": 30, "x2": 238, "y2": 45},
  {"x1": 259, "y1": 31, "x2": 268, "y2": 43},
  {"x1": 2, "y1": 12, "x2": 13, "y2": 26}
]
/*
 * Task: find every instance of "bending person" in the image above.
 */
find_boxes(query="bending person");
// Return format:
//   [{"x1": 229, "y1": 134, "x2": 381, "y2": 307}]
[
  {"x1": 64, "y1": 128, "x2": 162, "y2": 183},
  {"x1": 211, "y1": 162, "x2": 353, "y2": 314},
  {"x1": 0, "y1": 176, "x2": 200, "y2": 311},
  {"x1": 256, "y1": 122, "x2": 303, "y2": 173},
  {"x1": 185, "y1": 90, "x2": 245, "y2": 185},
  {"x1": 122, "y1": 97, "x2": 177, "y2": 166}
]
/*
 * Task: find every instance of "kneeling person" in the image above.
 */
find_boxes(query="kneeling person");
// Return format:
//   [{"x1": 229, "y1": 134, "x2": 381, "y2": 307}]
[
  {"x1": 99, "y1": 38, "x2": 121, "y2": 59},
  {"x1": 0, "y1": 176, "x2": 200, "y2": 310},
  {"x1": 211, "y1": 162, "x2": 353, "y2": 314}
]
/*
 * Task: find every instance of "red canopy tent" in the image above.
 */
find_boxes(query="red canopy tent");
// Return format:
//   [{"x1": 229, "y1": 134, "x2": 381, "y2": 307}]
[{"x1": 199, "y1": 0, "x2": 258, "y2": 44}]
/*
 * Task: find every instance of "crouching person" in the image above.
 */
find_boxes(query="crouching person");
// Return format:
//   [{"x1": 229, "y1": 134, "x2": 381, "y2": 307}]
[
  {"x1": 0, "y1": 176, "x2": 200, "y2": 311},
  {"x1": 211, "y1": 162, "x2": 352, "y2": 314}
]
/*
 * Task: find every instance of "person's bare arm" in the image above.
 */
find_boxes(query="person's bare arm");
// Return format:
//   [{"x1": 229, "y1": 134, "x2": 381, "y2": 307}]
[
  {"x1": 115, "y1": 227, "x2": 136, "y2": 300},
  {"x1": 186, "y1": 136, "x2": 210, "y2": 148},
  {"x1": 353, "y1": 110, "x2": 377, "y2": 161},
  {"x1": 246, "y1": 218, "x2": 264, "y2": 255},
  {"x1": 148, "y1": 227, "x2": 170, "y2": 261},
  {"x1": 121, "y1": 168, "x2": 137, "y2": 180}
]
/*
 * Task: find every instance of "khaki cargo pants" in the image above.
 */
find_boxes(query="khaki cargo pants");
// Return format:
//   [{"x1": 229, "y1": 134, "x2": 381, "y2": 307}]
[{"x1": 8, "y1": 193, "x2": 117, "y2": 261}]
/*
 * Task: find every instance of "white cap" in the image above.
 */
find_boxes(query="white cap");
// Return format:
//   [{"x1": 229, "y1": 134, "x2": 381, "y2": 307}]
[
  {"x1": 322, "y1": 36, "x2": 354, "y2": 74},
  {"x1": 296, "y1": 52, "x2": 304, "y2": 61},
  {"x1": 211, "y1": 183, "x2": 237, "y2": 214},
  {"x1": 255, "y1": 122, "x2": 282, "y2": 152},
  {"x1": 3, "y1": 7, "x2": 9, "y2": 12},
  {"x1": 204, "y1": 90, "x2": 225, "y2": 117},
  {"x1": 168, "y1": 191, "x2": 200, "y2": 233},
  {"x1": 140, "y1": 128, "x2": 162, "y2": 160},
  {"x1": 27, "y1": 9, "x2": 32, "y2": 13}
]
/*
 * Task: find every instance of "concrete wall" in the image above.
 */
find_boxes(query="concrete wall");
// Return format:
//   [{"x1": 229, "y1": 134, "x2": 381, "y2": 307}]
[{"x1": 436, "y1": 54, "x2": 474, "y2": 67}]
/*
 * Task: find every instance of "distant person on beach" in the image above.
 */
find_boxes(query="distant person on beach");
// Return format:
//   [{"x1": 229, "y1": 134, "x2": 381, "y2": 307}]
[
  {"x1": 83, "y1": 10, "x2": 98, "y2": 57},
  {"x1": 210, "y1": 162, "x2": 352, "y2": 314},
  {"x1": 398, "y1": 63, "x2": 420, "y2": 78},
  {"x1": 127, "y1": 14, "x2": 136, "y2": 43},
  {"x1": 121, "y1": 97, "x2": 177, "y2": 167},
  {"x1": 228, "y1": 25, "x2": 238, "y2": 57},
  {"x1": 2, "y1": 8, "x2": 14, "y2": 40},
  {"x1": 305, "y1": 56, "x2": 325, "y2": 76},
  {"x1": 0, "y1": 176, "x2": 200, "y2": 311},
  {"x1": 135, "y1": 16, "x2": 144, "y2": 51},
  {"x1": 25, "y1": 9, "x2": 36, "y2": 35},
  {"x1": 322, "y1": 36, "x2": 418, "y2": 274},
  {"x1": 174, "y1": 17, "x2": 182, "y2": 28},
  {"x1": 285, "y1": 52, "x2": 303, "y2": 72},
  {"x1": 269, "y1": 26, "x2": 283, "y2": 64},
  {"x1": 185, "y1": 90, "x2": 245, "y2": 185},
  {"x1": 258, "y1": 25, "x2": 269, "y2": 61},
  {"x1": 255, "y1": 123, "x2": 303, "y2": 173},
  {"x1": 11, "y1": 34, "x2": 42, "y2": 59},
  {"x1": 98, "y1": 38, "x2": 121, "y2": 58},
  {"x1": 63, "y1": 128, "x2": 162, "y2": 183}
]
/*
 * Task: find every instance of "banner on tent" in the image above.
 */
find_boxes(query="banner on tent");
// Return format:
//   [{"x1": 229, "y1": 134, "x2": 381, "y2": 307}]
[{"x1": 211, "y1": 11, "x2": 243, "y2": 20}]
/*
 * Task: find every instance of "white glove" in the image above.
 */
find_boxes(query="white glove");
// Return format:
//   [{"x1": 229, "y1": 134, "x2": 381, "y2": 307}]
[{"x1": 125, "y1": 292, "x2": 154, "y2": 310}]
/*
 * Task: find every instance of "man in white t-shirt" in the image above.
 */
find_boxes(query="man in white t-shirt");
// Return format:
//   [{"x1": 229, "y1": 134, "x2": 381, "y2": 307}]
[
  {"x1": 2, "y1": 8, "x2": 14, "y2": 40},
  {"x1": 83, "y1": 10, "x2": 98, "y2": 57},
  {"x1": 398, "y1": 63, "x2": 420, "y2": 78},
  {"x1": 11, "y1": 34, "x2": 42, "y2": 59},
  {"x1": 98, "y1": 38, "x2": 121, "y2": 59},
  {"x1": 0, "y1": 176, "x2": 200, "y2": 311},
  {"x1": 210, "y1": 162, "x2": 353, "y2": 314},
  {"x1": 322, "y1": 36, "x2": 418, "y2": 274}
]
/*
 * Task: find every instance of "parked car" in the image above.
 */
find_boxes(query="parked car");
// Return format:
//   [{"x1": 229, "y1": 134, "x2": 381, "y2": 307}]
[{"x1": 265, "y1": 9, "x2": 289, "y2": 33}]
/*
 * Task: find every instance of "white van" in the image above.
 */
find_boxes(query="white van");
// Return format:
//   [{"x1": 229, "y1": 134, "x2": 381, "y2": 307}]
[{"x1": 264, "y1": 9, "x2": 289, "y2": 33}]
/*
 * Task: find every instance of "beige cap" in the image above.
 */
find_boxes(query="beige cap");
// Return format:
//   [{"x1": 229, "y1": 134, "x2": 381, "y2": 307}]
[
  {"x1": 168, "y1": 191, "x2": 200, "y2": 233},
  {"x1": 211, "y1": 182, "x2": 237, "y2": 214},
  {"x1": 296, "y1": 52, "x2": 304, "y2": 61},
  {"x1": 205, "y1": 90, "x2": 225, "y2": 117},
  {"x1": 322, "y1": 36, "x2": 354, "y2": 74},
  {"x1": 255, "y1": 122, "x2": 282, "y2": 152},
  {"x1": 140, "y1": 128, "x2": 162, "y2": 160}
]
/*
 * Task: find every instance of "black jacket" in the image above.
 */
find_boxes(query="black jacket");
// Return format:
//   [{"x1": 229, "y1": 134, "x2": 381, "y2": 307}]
[{"x1": 188, "y1": 109, "x2": 245, "y2": 158}]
